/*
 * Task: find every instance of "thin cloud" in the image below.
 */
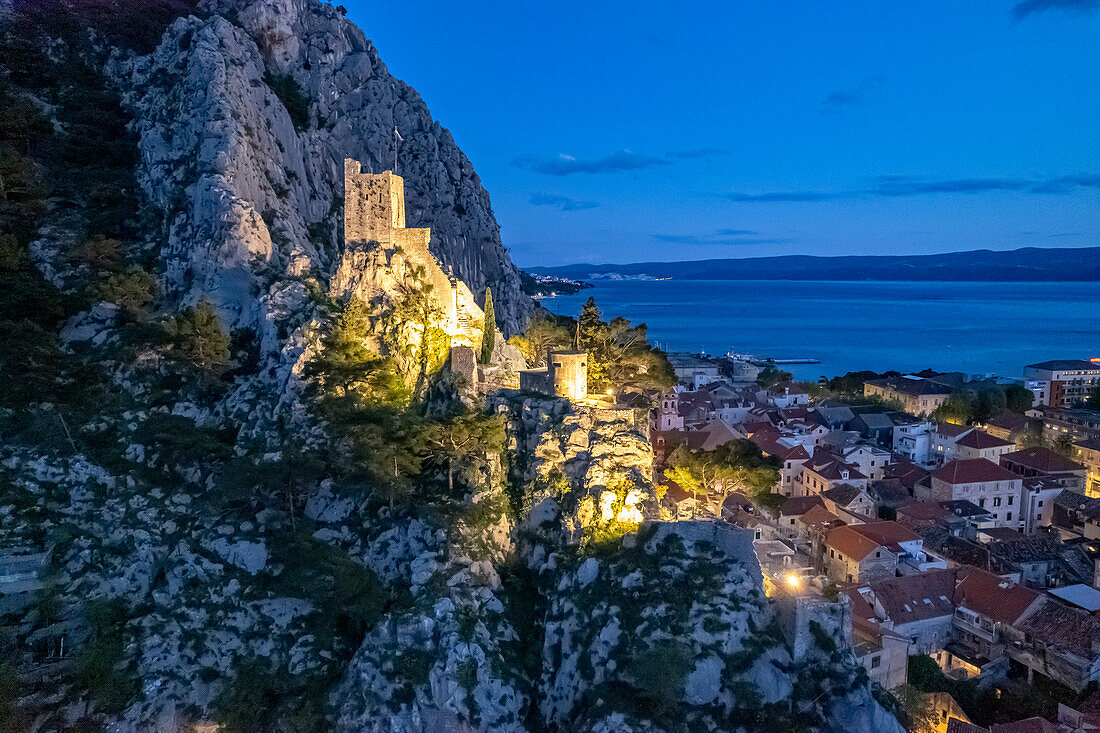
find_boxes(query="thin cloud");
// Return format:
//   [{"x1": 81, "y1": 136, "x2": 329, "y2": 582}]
[
  {"x1": 653, "y1": 230, "x2": 785, "y2": 246},
  {"x1": 725, "y1": 174, "x2": 1100, "y2": 202},
  {"x1": 820, "y1": 75, "x2": 885, "y2": 114},
  {"x1": 725, "y1": 191, "x2": 845, "y2": 202},
  {"x1": 665, "y1": 148, "x2": 730, "y2": 159},
  {"x1": 512, "y1": 150, "x2": 670, "y2": 176},
  {"x1": 1012, "y1": 0, "x2": 1099, "y2": 19},
  {"x1": 528, "y1": 193, "x2": 601, "y2": 211}
]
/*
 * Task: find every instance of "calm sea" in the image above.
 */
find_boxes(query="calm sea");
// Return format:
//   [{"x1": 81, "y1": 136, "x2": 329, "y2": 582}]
[{"x1": 539, "y1": 280, "x2": 1100, "y2": 381}]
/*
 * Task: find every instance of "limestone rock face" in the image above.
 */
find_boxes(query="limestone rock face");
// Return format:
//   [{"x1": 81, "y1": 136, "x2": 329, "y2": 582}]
[{"x1": 114, "y1": 0, "x2": 533, "y2": 355}]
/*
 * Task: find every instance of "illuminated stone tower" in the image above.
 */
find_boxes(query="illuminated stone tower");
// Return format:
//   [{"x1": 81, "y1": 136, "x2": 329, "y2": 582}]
[{"x1": 338, "y1": 159, "x2": 483, "y2": 348}]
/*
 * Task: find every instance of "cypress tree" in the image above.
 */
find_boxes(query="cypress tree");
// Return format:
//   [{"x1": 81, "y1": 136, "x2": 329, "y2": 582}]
[{"x1": 480, "y1": 287, "x2": 496, "y2": 363}]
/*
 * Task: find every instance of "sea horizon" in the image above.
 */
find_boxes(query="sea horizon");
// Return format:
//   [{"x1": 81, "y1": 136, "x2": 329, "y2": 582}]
[{"x1": 539, "y1": 278, "x2": 1100, "y2": 382}]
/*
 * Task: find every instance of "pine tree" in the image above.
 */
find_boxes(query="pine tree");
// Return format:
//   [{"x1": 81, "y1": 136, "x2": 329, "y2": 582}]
[{"x1": 480, "y1": 286, "x2": 496, "y2": 364}]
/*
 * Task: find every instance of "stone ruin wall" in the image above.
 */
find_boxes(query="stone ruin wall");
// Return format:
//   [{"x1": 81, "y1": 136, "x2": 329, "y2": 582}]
[{"x1": 336, "y1": 159, "x2": 484, "y2": 350}]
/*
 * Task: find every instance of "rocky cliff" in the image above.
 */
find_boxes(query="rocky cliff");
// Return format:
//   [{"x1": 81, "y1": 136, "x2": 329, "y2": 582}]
[{"x1": 114, "y1": 0, "x2": 533, "y2": 343}]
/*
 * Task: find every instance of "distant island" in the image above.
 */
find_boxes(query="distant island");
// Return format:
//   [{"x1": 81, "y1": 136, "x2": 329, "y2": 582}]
[{"x1": 528, "y1": 245, "x2": 1100, "y2": 282}]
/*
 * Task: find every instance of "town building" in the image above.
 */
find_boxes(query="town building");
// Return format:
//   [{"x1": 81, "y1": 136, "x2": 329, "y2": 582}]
[
  {"x1": 653, "y1": 390, "x2": 684, "y2": 431},
  {"x1": 921, "y1": 459, "x2": 1024, "y2": 529},
  {"x1": 796, "y1": 453, "x2": 869, "y2": 496},
  {"x1": 894, "y1": 419, "x2": 936, "y2": 467},
  {"x1": 864, "y1": 375, "x2": 953, "y2": 417},
  {"x1": 848, "y1": 570, "x2": 957, "y2": 654},
  {"x1": 1043, "y1": 407, "x2": 1100, "y2": 445},
  {"x1": 1023, "y1": 359, "x2": 1100, "y2": 409},
  {"x1": 823, "y1": 525, "x2": 897, "y2": 583},
  {"x1": 1000, "y1": 447, "x2": 1088, "y2": 492},
  {"x1": 955, "y1": 430, "x2": 1016, "y2": 462},
  {"x1": 1075, "y1": 439, "x2": 1100, "y2": 497},
  {"x1": 667, "y1": 353, "x2": 720, "y2": 388},
  {"x1": 931, "y1": 423, "x2": 975, "y2": 465},
  {"x1": 981, "y1": 409, "x2": 1036, "y2": 444}
]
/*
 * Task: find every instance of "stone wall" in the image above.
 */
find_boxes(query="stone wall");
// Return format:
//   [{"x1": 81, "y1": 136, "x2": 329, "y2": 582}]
[{"x1": 772, "y1": 586, "x2": 853, "y2": 662}]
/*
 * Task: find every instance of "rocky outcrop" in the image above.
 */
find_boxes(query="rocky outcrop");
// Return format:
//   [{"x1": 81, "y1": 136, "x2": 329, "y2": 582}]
[
  {"x1": 531, "y1": 521, "x2": 905, "y2": 732},
  {"x1": 113, "y1": 0, "x2": 533, "y2": 358}
]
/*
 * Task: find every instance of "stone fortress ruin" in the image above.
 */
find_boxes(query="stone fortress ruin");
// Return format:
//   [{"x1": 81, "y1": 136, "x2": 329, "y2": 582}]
[
  {"x1": 333, "y1": 159, "x2": 484, "y2": 350},
  {"x1": 519, "y1": 350, "x2": 589, "y2": 401}
]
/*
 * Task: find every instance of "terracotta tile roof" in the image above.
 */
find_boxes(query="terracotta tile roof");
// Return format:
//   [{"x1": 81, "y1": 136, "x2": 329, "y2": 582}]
[
  {"x1": 932, "y1": 458, "x2": 1020, "y2": 485},
  {"x1": 871, "y1": 569, "x2": 957, "y2": 624},
  {"x1": 955, "y1": 567, "x2": 1041, "y2": 626},
  {"x1": 956, "y1": 430, "x2": 1014, "y2": 450},
  {"x1": 1015, "y1": 598, "x2": 1100, "y2": 661},
  {"x1": 985, "y1": 409, "x2": 1033, "y2": 434},
  {"x1": 825, "y1": 525, "x2": 888, "y2": 562},
  {"x1": 807, "y1": 456, "x2": 867, "y2": 482},
  {"x1": 848, "y1": 521, "x2": 921, "y2": 553},
  {"x1": 936, "y1": 422, "x2": 973, "y2": 438},
  {"x1": 866, "y1": 375, "x2": 953, "y2": 397},
  {"x1": 798, "y1": 504, "x2": 844, "y2": 531},
  {"x1": 822, "y1": 483, "x2": 865, "y2": 507},
  {"x1": 947, "y1": 720, "x2": 988, "y2": 733},
  {"x1": 780, "y1": 495, "x2": 825, "y2": 517},
  {"x1": 883, "y1": 460, "x2": 930, "y2": 490},
  {"x1": 897, "y1": 501, "x2": 949, "y2": 522},
  {"x1": 989, "y1": 717, "x2": 1059, "y2": 733},
  {"x1": 1001, "y1": 447, "x2": 1086, "y2": 474}
]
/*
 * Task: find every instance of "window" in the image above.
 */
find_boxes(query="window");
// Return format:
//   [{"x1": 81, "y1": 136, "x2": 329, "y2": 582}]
[
  {"x1": 979, "y1": 498, "x2": 986, "y2": 508},
  {"x1": 870, "y1": 655, "x2": 881, "y2": 669},
  {"x1": 1007, "y1": 512, "x2": 1013, "y2": 521},
  {"x1": 994, "y1": 497, "x2": 1002, "y2": 507},
  {"x1": 1008, "y1": 496, "x2": 1013, "y2": 505}
]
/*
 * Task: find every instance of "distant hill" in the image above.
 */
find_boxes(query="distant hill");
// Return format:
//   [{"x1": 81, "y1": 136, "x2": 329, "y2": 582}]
[{"x1": 528, "y1": 246, "x2": 1100, "y2": 282}]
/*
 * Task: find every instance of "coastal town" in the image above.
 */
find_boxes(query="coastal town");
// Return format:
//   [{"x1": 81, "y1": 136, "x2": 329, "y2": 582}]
[{"x1": 645, "y1": 351, "x2": 1100, "y2": 731}]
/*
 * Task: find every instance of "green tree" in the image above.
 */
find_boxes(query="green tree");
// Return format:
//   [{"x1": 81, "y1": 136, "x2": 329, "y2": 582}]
[
  {"x1": 574, "y1": 298, "x2": 674, "y2": 396},
  {"x1": 480, "y1": 286, "x2": 495, "y2": 364},
  {"x1": 1088, "y1": 385, "x2": 1100, "y2": 408},
  {"x1": 418, "y1": 411, "x2": 506, "y2": 494},
  {"x1": 756, "y1": 365, "x2": 793, "y2": 389},
  {"x1": 663, "y1": 440, "x2": 780, "y2": 517},
  {"x1": 624, "y1": 640, "x2": 693, "y2": 719},
  {"x1": 381, "y1": 264, "x2": 448, "y2": 394},
  {"x1": 306, "y1": 297, "x2": 410, "y2": 407},
  {"x1": 508, "y1": 312, "x2": 572, "y2": 367},
  {"x1": 934, "y1": 393, "x2": 975, "y2": 424},
  {"x1": 165, "y1": 301, "x2": 231, "y2": 371},
  {"x1": 1005, "y1": 383, "x2": 1035, "y2": 412},
  {"x1": 1053, "y1": 433, "x2": 1076, "y2": 458},
  {"x1": 93, "y1": 266, "x2": 156, "y2": 319}
]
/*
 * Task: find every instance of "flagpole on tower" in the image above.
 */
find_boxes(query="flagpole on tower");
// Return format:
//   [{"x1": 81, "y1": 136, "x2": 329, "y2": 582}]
[{"x1": 393, "y1": 125, "x2": 403, "y2": 173}]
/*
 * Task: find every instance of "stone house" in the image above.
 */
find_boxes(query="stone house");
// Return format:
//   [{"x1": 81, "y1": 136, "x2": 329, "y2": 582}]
[
  {"x1": 1000, "y1": 447, "x2": 1088, "y2": 492},
  {"x1": 864, "y1": 376, "x2": 953, "y2": 417},
  {"x1": 921, "y1": 459, "x2": 1024, "y2": 529},
  {"x1": 955, "y1": 429, "x2": 1016, "y2": 462},
  {"x1": 821, "y1": 484, "x2": 877, "y2": 522},
  {"x1": 849, "y1": 570, "x2": 958, "y2": 655},
  {"x1": 797, "y1": 454, "x2": 869, "y2": 497},
  {"x1": 823, "y1": 525, "x2": 897, "y2": 583}
]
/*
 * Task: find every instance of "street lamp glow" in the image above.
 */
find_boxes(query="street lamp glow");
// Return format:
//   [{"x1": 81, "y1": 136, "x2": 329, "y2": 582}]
[{"x1": 785, "y1": 573, "x2": 801, "y2": 589}]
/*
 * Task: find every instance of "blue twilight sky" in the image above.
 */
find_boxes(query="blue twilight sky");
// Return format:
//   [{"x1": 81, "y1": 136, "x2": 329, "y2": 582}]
[{"x1": 340, "y1": 0, "x2": 1100, "y2": 267}]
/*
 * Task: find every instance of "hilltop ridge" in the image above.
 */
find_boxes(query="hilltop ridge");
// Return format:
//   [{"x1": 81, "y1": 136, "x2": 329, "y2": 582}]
[{"x1": 530, "y1": 245, "x2": 1100, "y2": 282}]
